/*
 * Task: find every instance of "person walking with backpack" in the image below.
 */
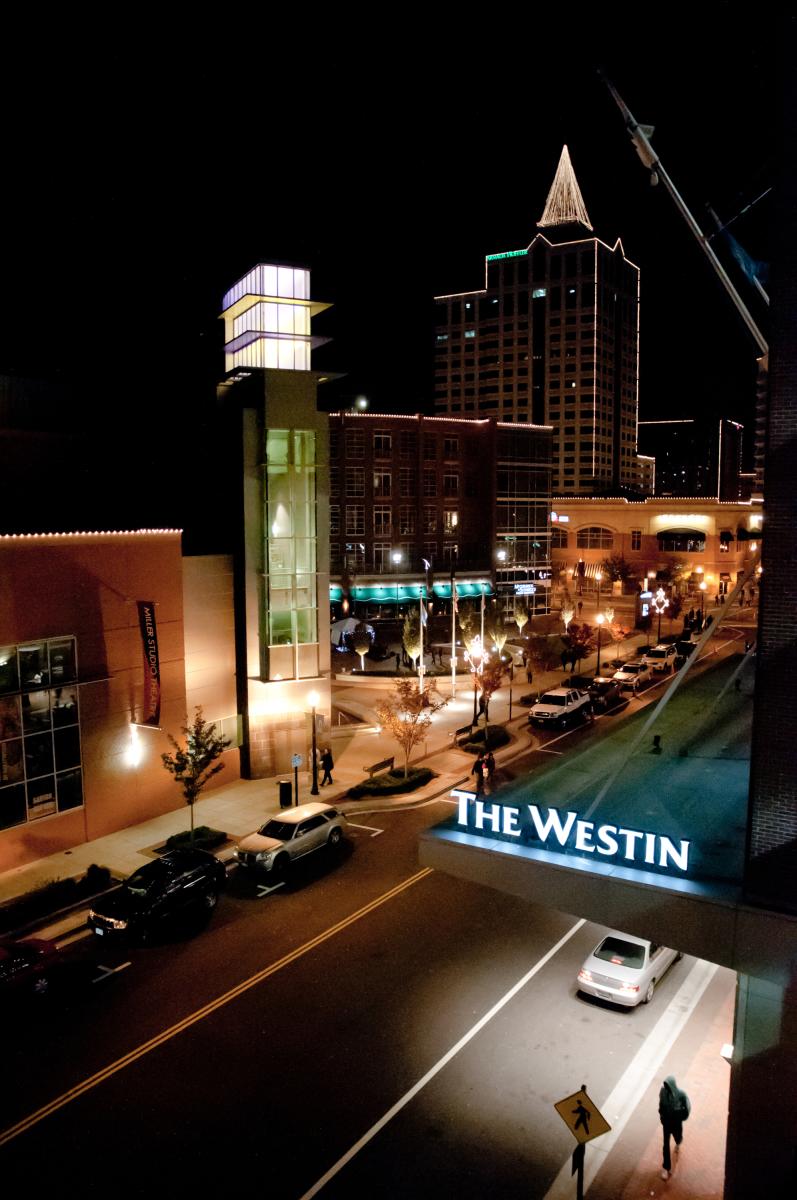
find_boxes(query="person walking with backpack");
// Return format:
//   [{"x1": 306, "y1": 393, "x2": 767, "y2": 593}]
[
  {"x1": 658, "y1": 1074, "x2": 691, "y2": 1180},
  {"x1": 319, "y1": 747, "x2": 335, "y2": 786}
]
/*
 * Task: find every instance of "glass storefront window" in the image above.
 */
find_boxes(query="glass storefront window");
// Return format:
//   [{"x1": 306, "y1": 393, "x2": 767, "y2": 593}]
[{"x1": 0, "y1": 637, "x2": 83, "y2": 825}]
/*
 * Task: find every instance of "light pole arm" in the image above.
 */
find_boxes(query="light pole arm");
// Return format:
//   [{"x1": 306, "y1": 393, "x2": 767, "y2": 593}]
[{"x1": 599, "y1": 70, "x2": 768, "y2": 356}]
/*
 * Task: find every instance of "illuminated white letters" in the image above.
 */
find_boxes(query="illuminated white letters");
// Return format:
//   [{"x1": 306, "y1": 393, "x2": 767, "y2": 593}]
[
  {"x1": 528, "y1": 805, "x2": 577, "y2": 847},
  {"x1": 449, "y1": 792, "x2": 690, "y2": 873}
]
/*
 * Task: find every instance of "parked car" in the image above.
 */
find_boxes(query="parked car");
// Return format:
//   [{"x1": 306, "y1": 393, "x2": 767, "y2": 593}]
[
  {"x1": 612, "y1": 661, "x2": 653, "y2": 692},
  {"x1": 234, "y1": 802, "x2": 346, "y2": 875},
  {"x1": 588, "y1": 676, "x2": 625, "y2": 712},
  {"x1": 577, "y1": 931, "x2": 681, "y2": 1007},
  {"x1": 642, "y1": 643, "x2": 678, "y2": 673},
  {"x1": 87, "y1": 848, "x2": 227, "y2": 939},
  {"x1": 674, "y1": 639, "x2": 697, "y2": 669},
  {"x1": 0, "y1": 935, "x2": 59, "y2": 998},
  {"x1": 529, "y1": 687, "x2": 592, "y2": 728}
]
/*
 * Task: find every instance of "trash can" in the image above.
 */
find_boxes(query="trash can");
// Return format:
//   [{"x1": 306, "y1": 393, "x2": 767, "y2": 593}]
[{"x1": 278, "y1": 779, "x2": 292, "y2": 808}]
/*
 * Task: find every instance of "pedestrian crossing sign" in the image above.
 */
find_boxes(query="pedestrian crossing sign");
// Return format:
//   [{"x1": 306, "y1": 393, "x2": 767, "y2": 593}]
[{"x1": 554, "y1": 1087, "x2": 612, "y2": 1144}]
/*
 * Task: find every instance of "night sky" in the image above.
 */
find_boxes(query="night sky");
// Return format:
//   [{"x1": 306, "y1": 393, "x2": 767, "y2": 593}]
[{"x1": 0, "y1": 16, "x2": 778, "y2": 545}]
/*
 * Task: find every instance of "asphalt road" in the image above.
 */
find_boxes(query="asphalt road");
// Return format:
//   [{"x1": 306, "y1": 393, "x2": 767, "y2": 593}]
[{"x1": 0, "y1": 635, "x2": 743, "y2": 1196}]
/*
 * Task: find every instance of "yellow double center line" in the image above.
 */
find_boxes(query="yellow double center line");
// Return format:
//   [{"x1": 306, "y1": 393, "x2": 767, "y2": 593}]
[{"x1": 0, "y1": 866, "x2": 434, "y2": 1147}]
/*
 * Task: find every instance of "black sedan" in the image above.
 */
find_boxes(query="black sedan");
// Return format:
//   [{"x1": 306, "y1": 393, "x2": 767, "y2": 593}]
[
  {"x1": 588, "y1": 676, "x2": 626, "y2": 712},
  {"x1": 88, "y1": 848, "x2": 227, "y2": 941}
]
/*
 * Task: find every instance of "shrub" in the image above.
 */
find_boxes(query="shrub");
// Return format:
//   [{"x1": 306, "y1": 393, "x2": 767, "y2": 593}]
[
  {"x1": 460, "y1": 725, "x2": 511, "y2": 753},
  {"x1": 348, "y1": 767, "x2": 435, "y2": 799},
  {"x1": 163, "y1": 826, "x2": 227, "y2": 853},
  {"x1": 0, "y1": 863, "x2": 114, "y2": 935}
]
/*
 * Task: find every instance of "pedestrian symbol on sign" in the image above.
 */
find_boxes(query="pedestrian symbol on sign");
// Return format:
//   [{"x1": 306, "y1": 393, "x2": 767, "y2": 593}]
[{"x1": 554, "y1": 1086, "x2": 611, "y2": 1145}]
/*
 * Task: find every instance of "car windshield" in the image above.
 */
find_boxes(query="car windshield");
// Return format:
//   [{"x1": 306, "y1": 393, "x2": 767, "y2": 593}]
[
  {"x1": 593, "y1": 937, "x2": 646, "y2": 969},
  {"x1": 646, "y1": 648, "x2": 666, "y2": 658},
  {"x1": 258, "y1": 819, "x2": 297, "y2": 841},
  {"x1": 592, "y1": 682, "x2": 611, "y2": 694},
  {"x1": 125, "y1": 863, "x2": 170, "y2": 896},
  {"x1": 622, "y1": 664, "x2": 644, "y2": 675},
  {"x1": 539, "y1": 693, "x2": 567, "y2": 705}
]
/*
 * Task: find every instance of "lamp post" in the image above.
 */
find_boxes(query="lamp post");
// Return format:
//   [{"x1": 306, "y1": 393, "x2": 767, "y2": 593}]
[
  {"x1": 308, "y1": 689, "x2": 320, "y2": 796},
  {"x1": 596, "y1": 569, "x2": 603, "y2": 614},
  {"x1": 392, "y1": 550, "x2": 402, "y2": 617},
  {"x1": 699, "y1": 580, "x2": 707, "y2": 620},
  {"x1": 595, "y1": 613, "x2": 605, "y2": 675},
  {"x1": 653, "y1": 587, "x2": 669, "y2": 644}
]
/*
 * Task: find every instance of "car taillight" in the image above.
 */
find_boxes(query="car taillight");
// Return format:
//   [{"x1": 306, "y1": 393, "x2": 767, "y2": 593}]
[
  {"x1": 578, "y1": 968, "x2": 593, "y2": 983},
  {"x1": 620, "y1": 983, "x2": 640, "y2": 993}
]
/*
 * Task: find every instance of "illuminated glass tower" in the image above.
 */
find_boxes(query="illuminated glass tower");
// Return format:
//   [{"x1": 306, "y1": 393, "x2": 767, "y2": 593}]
[
  {"x1": 434, "y1": 145, "x2": 640, "y2": 496},
  {"x1": 219, "y1": 264, "x2": 332, "y2": 780}
]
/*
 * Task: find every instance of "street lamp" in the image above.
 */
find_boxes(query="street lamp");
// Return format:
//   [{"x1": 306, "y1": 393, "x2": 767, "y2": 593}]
[
  {"x1": 595, "y1": 613, "x2": 605, "y2": 675},
  {"x1": 308, "y1": 689, "x2": 320, "y2": 796},
  {"x1": 392, "y1": 550, "x2": 402, "y2": 614},
  {"x1": 596, "y1": 569, "x2": 603, "y2": 613},
  {"x1": 465, "y1": 635, "x2": 486, "y2": 725},
  {"x1": 699, "y1": 580, "x2": 707, "y2": 619}
]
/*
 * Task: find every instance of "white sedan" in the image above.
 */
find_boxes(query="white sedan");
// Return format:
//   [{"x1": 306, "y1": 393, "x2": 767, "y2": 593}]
[{"x1": 577, "y1": 931, "x2": 681, "y2": 1007}]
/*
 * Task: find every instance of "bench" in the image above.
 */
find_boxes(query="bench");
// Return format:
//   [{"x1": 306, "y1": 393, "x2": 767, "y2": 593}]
[
  {"x1": 452, "y1": 723, "x2": 474, "y2": 747},
  {"x1": 365, "y1": 756, "x2": 395, "y2": 779}
]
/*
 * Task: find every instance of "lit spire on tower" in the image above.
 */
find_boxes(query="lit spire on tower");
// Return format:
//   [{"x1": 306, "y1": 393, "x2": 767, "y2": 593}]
[{"x1": 538, "y1": 145, "x2": 593, "y2": 230}]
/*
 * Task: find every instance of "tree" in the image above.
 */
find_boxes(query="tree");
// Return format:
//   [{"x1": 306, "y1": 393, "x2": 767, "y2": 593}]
[
  {"x1": 161, "y1": 707, "x2": 231, "y2": 839},
  {"x1": 563, "y1": 622, "x2": 596, "y2": 669},
  {"x1": 402, "y1": 610, "x2": 421, "y2": 673},
  {"x1": 351, "y1": 622, "x2": 372, "y2": 672},
  {"x1": 476, "y1": 658, "x2": 504, "y2": 721},
  {"x1": 600, "y1": 553, "x2": 634, "y2": 583},
  {"x1": 375, "y1": 679, "x2": 449, "y2": 778},
  {"x1": 607, "y1": 618, "x2": 632, "y2": 662},
  {"x1": 514, "y1": 605, "x2": 530, "y2": 639},
  {"x1": 527, "y1": 633, "x2": 562, "y2": 673},
  {"x1": 486, "y1": 613, "x2": 509, "y2": 662}
]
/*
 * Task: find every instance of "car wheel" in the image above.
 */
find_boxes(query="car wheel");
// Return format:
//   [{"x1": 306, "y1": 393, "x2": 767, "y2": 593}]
[
  {"x1": 644, "y1": 979, "x2": 656, "y2": 1004},
  {"x1": 328, "y1": 826, "x2": 343, "y2": 847},
  {"x1": 203, "y1": 890, "x2": 218, "y2": 911},
  {"x1": 274, "y1": 854, "x2": 290, "y2": 878},
  {"x1": 32, "y1": 974, "x2": 50, "y2": 997}
]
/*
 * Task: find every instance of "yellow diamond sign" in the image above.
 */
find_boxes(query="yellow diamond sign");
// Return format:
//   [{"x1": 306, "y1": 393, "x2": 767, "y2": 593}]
[{"x1": 554, "y1": 1087, "x2": 612, "y2": 1145}]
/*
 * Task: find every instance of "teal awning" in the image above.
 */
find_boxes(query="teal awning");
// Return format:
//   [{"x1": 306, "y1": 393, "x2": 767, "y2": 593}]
[{"x1": 329, "y1": 581, "x2": 493, "y2": 602}]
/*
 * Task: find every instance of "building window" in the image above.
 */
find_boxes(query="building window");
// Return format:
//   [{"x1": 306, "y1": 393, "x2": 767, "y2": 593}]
[
  {"x1": 423, "y1": 541, "x2": 437, "y2": 565},
  {"x1": 345, "y1": 428, "x2": 365, "y2": 459},
  {"x1": 346, "y1": 467, "x2": 365, "y2": 498},
  {"x1": 345, "y1": 505, "x2": 365, "y2": 536},
  {"x1": 657, "y1": 530, "x2": 706, "y2": 553},
  {"x1": 373, "y1": 470, "x2": 392, "y2": 499},
  {"x1": 344, "y1": 544, "x2": 365, "y2": 572},
  {"x1": 373, "y1": 432, "x2": 392, "y2": 458},
  {"x1": 399, "y1": 467, "x2": 416, "y2": 497},
  {"x1": 373, "y1": 543, "x2": 391, "y2": 572},
  {"x1": 330, "y1": 544, "x2": 342, "y2": 573},
  {"x1": 373, "y1": 506, "x2": 392, "y2": 537},
  {"x1": 551, "y1": 527, "x2": 568, "y2": 549},
  {"x1": 443, "y1": 437, "x2": 459, "y2": 460},
  {"x1": 423, "y1": 469, "x2": 437, "y2": 497},
  {"x1": 443, "y1": 510, "x2": 459, "y2": 534},
  {"x1": 443, "y1": 473, "x2": 459, "y2": 498},
  {"x1": 330, "y1": 506, "x2": 340, "y2": 536},
  {"x1": 630, "y1": 528, "x2": 642, "y2": 551},
  {"x1": 399, "y1": 430, "x2": 418, "y2": 459},
  {"x1": 443, "y1": 542, "x2": 459, "y2": 563},
  {"x1": 423, "y1": 436, "x2": 437, "y2": 461},
  {"x1": 423, "y1": 507, "x2": 437, "y2": 534},
  {"x1": 329, "y1": 466, "x2": 340, "y2": 499},
  {"x1": 0, "y1": 637, "x2": 84, "y2": 830},
  {"x1": 576, "y1": 526, "x2": 614, "y2": 550},
  {"x1": 398, "y1": 506, "x2": 416, "y2": 535}
]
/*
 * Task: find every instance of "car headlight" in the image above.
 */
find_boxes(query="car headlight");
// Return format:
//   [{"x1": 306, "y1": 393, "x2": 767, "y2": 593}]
[{"x1": 257, "y1": 851, "x2": 274, "y2": 864}]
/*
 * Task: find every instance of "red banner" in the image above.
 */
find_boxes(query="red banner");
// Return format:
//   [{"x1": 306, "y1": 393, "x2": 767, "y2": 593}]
[{"x1": 137, "y1": 601, "x2": 161, "y2": 727}]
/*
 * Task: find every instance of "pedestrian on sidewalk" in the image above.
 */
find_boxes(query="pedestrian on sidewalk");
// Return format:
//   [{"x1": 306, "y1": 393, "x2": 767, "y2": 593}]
[
  {"x1": 395, "y1": 652, "x2": 401, "y2": 672},
  {"x1": 320, "y1": 747, "x2": 334, "y2": 786},
  {"x1": 526, "y1": 663, "x2": 533, "y2": 685},
  {"x1": 658, "y1": 1074, "x2": 691, "y2": 1180},
  {"x1": 471, "y1": 753, "x2": 485, "y2": 795},
  {"x1": 484, "y1": 750, "x2": 495, "y2": 783},
  {"x1": 577, "y1": 600, "x2": 583, "y2": 617}
]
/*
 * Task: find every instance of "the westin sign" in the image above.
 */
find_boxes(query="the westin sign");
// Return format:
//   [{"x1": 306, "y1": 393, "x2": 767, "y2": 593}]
[{"x1": 451, "y1": 790, "x2": 690, "y2": 874}]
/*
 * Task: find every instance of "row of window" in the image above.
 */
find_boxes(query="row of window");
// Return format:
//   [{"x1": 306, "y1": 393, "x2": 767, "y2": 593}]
[
  {"x1": 332, "y1": 469, "x2": 467, "y2": 500},
  {"x1": 331, "y1": 543, "x2": 461, "y2": 572},
  {"x1": 335, "y1": 506, "x2": 461, "y2": 537},
  {"x1": 333, "y1": 430, "x2": 461, "y2": 461}
]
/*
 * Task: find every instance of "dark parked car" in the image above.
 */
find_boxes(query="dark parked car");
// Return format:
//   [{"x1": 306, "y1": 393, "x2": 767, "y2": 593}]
[
  {"x1": 674, "y1": 640, "x2": 697, "y2": 669},
  {"x1": 588, "y1": 676, "x2": 625, "y2": 712},
  {"x1": 0, "y1": 935, "x2": 59, "y2": 998},
  {"x1": 88, "y1": 848, "x2": 227, "y2": 940}
]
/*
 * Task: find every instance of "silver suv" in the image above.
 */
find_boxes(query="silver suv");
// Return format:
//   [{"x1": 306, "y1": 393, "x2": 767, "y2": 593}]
[{"x1": 233, "y1": 802, "x2": 346, "y2": 875}]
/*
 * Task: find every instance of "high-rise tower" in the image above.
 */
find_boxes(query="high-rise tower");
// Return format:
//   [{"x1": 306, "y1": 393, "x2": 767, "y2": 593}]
[{"x1": 434, "y1": 146, "x2": 640, "y2": 495}]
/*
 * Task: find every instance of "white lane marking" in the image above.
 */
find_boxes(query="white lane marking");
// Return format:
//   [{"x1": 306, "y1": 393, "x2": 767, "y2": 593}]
[
  {"x1": 346, "y1": 821, "x2": 385, "y2": 838},
  {"x1": 299, "y1": 918, "x2": 586, "y2": 1200},
  {"x1": 534, "y1": 748, "x2": 564, "y2": 755},
  {"x1": 92, "y1": 962, "x2": 131, "y2": 984},
  {"x1": 542, "y1": 957, "x2": 720, "y2": 1200},
  {"x1": 256, "y1": 881, "x2": 286, "y2": 898}
]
